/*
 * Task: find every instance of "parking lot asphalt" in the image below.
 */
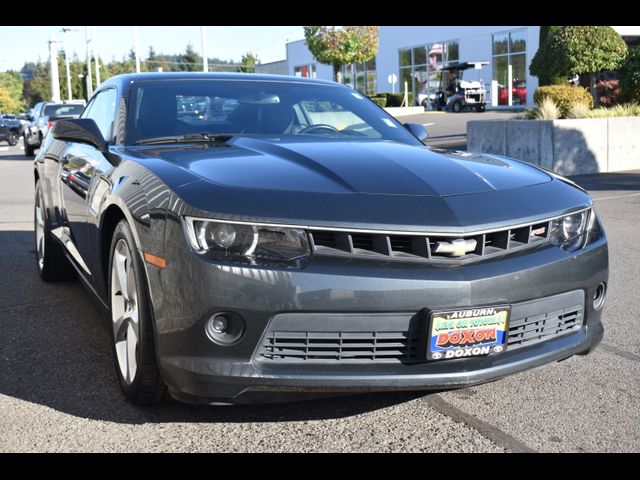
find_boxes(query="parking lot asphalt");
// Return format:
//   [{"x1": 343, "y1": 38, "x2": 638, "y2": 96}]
[
  {"x1": 401, "y1": 110, "x2": 521, "y2": 148},
  {"x1": 0, "y1": 141, "x2": 638, "y2": 452}
]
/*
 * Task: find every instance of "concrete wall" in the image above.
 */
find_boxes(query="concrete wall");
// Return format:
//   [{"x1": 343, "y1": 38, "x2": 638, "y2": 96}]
[{"x1": 468, "y1": 118, "x2": 640, "y2": 175}]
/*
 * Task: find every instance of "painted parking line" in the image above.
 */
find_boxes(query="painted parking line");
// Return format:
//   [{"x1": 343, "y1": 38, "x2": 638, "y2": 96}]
[
  {"x1": 592, "y1": 192, "x2": 640, "y2": 202},
  {"x1": 423, "y1": 122, "x2": 436, "y2": 127},
  {"x1": 0, "y1": 146, "x2": 8, "y2": 152}
]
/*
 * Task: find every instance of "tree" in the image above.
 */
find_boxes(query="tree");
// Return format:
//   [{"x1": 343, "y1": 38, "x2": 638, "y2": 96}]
[
  {"x1": 178, "y1": 43, "x2": 202, "y2": 72},
  {"x1": 530, "y1": 26, "x2": 628, "y2": 104},
  {"x1": 24, "y1": 60, "x2": 50, "y2": 107},
  {"x1": 533, "y1": 26, "x2": 564, "y2": 86},
  {"x1": 303, "y1": 26, "x2": 379, "y2": 83},
  {"x1": 237, "y1": 52, "x2": 259, "y2": 73},
  {"x1": 0, "y1": 86, "x2": 21, "y2": 113},
  {"x1": 0, "y1": 71, "x2": 24, "y2": 109},
  {"x1": 147, "y1": 46, "x2": 170, "y2": 72},
  {"x1": 620, "y1": 48, "x2": 640, "y2": 103}
]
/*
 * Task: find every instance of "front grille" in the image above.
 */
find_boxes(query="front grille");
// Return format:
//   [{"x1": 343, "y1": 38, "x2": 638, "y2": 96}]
[
  {"x1": 508, "y1": 304, "x2": 583, "y2": 348},
  {"x1": 259, "y1": 331, "x2": 420, "y2": 363},
  {"x1": 255, "y1": 292, "x2": 585, "y2": 364},
  {"x1": 309, "y1": 220, "x2": 551, "y2": 263}
]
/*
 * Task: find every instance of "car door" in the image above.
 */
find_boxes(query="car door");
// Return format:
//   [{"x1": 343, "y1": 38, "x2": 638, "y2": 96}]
[{"x1": 58, "y1": 88, "x2": 118, "y2": 278}]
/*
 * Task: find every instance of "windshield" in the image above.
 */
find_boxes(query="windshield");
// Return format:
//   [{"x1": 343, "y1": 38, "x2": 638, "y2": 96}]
[
  {"x1": 44, "y1": 104, "x2": 85, "y2": 117},
  {"x1": 126, "y1": 79, "x2": 422, "y2": 146}
]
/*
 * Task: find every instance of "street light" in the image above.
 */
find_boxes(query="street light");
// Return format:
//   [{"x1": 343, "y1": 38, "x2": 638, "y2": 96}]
[{"x1": 60, "y1": 27, "x2": 79, "y2": 101}]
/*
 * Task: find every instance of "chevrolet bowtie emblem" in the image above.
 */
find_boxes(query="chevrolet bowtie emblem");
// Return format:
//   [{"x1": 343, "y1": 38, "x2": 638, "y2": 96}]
[{"x1": 434, "y1": 238, "x2": 477, "y2": 257}]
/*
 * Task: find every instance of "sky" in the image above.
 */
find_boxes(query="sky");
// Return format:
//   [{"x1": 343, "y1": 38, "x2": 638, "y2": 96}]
[{"x1": 0, "y1": 26, "x2": 306, "y2": 71}]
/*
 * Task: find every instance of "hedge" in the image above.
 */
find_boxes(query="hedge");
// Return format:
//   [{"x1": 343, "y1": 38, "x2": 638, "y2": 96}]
[
  {"x1": 534, "y1": 85, "x2": 594, "y2": 116},
  {"x1": 369, "y1": 96, "x2": 387, "y2": 108}
]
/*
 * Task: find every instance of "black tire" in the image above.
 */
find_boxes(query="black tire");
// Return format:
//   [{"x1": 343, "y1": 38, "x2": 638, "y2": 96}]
[
  {"x1": 24, "y1": 137, "x2": 35, "y2": 156},
  {"x1": 452, "y1": 101, "x2": 462, "y2": 113},
  {"x1": 8, "y1": 131, "x2": 18, "y2": 146},
  {"x1": 34, "y1": 180, "x2": 76, "y2": 281},
  {"x1": 108, "y1": 219, "x2": 167, "y2": 405},
  {"x1": 476, "y1": 105, "x2": 486, "y2": 113}
]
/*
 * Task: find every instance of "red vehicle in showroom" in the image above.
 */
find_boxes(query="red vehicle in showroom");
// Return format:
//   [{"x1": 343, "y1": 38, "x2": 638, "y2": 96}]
[{"x1": 498, "y1": 79, "x2": 527, "y2": 105}]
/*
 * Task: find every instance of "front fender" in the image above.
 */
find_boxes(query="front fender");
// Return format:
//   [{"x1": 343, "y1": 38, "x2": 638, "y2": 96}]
[{"x1": 93, "y1": 161, "x2": 172, "y2": 303}]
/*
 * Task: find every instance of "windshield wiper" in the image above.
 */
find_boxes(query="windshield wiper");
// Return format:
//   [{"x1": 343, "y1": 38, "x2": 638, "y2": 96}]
[{"x1": 135, "y1": 133, "x2": 238, "y2": 146}]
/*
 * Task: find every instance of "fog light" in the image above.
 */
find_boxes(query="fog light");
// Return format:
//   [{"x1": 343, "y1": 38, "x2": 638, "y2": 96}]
[
  {"x1": 212, "y1": 316, "x2": 228, "y2": 333},
  {"x1": 593, "y1": 283, "x2": 606, "y2": 311},
  {"x1": 205, "y1": 312, "x2": 245, "y2": 345}
]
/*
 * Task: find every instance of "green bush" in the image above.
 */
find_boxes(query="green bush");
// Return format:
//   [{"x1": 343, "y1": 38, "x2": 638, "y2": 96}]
[
  {"x1": 620, "y1": 48, "x2": 640, "y2": 103},
  {"x1": 534, "y1": 85, "x2": 594, "y2": 116},
  {"x1": 368, "y1": 96, "x2": 387, "y2": 108},
  {"x1": 377, "y1": 92, "x2": 414, "y2": 107}
]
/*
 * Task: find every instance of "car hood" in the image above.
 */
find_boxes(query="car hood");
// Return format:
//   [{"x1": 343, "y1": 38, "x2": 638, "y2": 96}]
[
  {"x1": 127, "y1": 136, "x2": 551, "y2": 197},
  {"x1": 116, "y1": 138, "x2": 591, "y2": 233}
]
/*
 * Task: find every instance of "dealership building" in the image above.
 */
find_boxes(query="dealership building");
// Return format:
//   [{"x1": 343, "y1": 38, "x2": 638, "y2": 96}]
[{"x1": 260, "y1": 26, "x2": 640, "y2": 109}]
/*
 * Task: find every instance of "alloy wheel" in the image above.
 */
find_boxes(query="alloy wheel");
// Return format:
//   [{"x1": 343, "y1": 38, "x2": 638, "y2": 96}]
[{"x1": 111, "y1": 238, "x2": 140, "y2": 385}]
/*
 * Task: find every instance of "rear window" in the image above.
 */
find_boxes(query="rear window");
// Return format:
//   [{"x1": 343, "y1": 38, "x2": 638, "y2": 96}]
[{"x1": 44, "y1": 104, "x2": 85, "y2": 117}]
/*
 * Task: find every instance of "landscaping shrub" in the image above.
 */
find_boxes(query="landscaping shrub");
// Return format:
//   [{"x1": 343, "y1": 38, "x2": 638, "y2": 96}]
[
  {"x1": 378, "y1": 92, "x2": 414, "y2": 107},
  {"x1": 596, "y1": 78, "x2": 621, "y2": 107},
  {"x1": 534, "y1": 85, "x2": 594, "y2": 116},
  {"x1": 533, "y1": 97, "x2": 561, "y2": 120},
  {"x1": 369, "y1": 96, "x2": 387, "y2": 108},
  {"x1": 566, "y1": 103, "x2": 592, "y2": 119}
]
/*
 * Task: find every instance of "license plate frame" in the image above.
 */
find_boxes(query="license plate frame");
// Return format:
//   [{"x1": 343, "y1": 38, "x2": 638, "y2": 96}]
[{"x1": 427, "y1": 305, "x2": 510, "y2": 361}]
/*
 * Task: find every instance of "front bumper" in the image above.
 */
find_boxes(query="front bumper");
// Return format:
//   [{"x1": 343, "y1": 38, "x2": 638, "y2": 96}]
[{"x1": 152, "y1": 222, "x2": 608, "y2": 404}]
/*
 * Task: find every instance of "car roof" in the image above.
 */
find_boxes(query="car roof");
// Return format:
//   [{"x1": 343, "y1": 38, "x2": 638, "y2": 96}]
[{"x1": 99, "y1": 72, "x2": 342, "y2": 92}]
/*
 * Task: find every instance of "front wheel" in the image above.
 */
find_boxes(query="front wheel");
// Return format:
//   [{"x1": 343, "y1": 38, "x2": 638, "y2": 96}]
[
  {"x1": 452, "y1": 101, "x2": 462, "y2": 113},
  {"x1": 8, "y1": 131, "x2": 18, "y2": 146},
  {"x1": 109, "y1": 220, "x2": 167, "y2": 405}
]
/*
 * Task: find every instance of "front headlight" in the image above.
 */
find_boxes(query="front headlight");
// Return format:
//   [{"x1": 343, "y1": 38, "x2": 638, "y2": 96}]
[
  {"x1": 183, "y1": 217, "x2": 311, "y2": 268},
  {"x1": 548, "y1": 208, "x2": 595, "y2": 252}
]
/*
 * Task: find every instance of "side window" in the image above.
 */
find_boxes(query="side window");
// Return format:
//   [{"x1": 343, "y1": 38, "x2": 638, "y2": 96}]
[{"x1": 85, "y1": 88, "x2": 118, "y2": 142}]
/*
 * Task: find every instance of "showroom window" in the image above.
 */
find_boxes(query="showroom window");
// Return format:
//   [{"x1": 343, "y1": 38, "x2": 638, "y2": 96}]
[
  {"x1": 342, "y1": 57, "x2": 377, "y2": 95},
  {"x1": 294, "y1": 64, "x2": 317, "y2": 78},
  {"x1": 398, "y1": 40, "x2": 459, "y2": 106},
  {"x1": 492, "y1": 29, "x2": 527, "y2": 106}
]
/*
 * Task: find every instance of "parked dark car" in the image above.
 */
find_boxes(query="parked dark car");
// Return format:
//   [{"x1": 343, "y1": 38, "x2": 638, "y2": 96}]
[
  {"x1": 0, "y1": 114, "x2": 20, "y2": 146},
  {"x1": 34, "y1": 73, "x2": 608, "y2": 405},
  {"x1": 24, "y1": 101, "x2": 85, "y2": 155}
]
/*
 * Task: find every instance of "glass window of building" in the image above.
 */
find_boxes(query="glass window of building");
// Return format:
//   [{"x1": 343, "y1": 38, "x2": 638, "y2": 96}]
[
  {"x1": 342, "y1": 57, "x2": 377, "y2": 95},
  {"x1": 399, "y1": 39, "x2": 459, "y2": 107},
  {"x1": 492, "y1": 29, "x2": 527, "y2": 106},
  {"x1": 294, "y1": 64, "x2": 317, "y2": 78}
]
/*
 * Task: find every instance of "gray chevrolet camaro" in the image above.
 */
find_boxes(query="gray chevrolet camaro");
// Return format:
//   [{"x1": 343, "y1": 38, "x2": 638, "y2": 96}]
[{"x1": 34, "y1": 72, "x2": 608, "y2": 405}]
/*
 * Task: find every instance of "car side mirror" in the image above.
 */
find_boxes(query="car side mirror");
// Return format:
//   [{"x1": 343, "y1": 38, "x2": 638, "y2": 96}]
[
  {"x1": 52, "y1": 118, "x2": 108, "y2": 152},
  {"x1": 404, "y1": 122, "x2": 428, "y2": 142}
]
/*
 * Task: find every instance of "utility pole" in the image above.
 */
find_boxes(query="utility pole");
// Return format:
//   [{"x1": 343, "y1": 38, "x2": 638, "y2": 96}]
[
  {"x1": 60, "y1": 28, "x2": 75, "y2": 100},
  {"x1": 48, "y1": 35, "x2": 61, "y2": 102},
  {"x1": 85, "y1": 26, "x2": 93, "y2": 99},
  {"x1": 93, "y1": 26, "x2": 101, "y2": 87},
  {"x1": 133, "y1": 26, "x2": 141, "y2": 73},
  {"x1": 201, "y1": 26, "x2": 208, "y2": 73}
]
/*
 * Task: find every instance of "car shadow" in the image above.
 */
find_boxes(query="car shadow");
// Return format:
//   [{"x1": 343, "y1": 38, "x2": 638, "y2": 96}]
[
  {"x1": 569, "y1": 171, "x2": 640, "y2": 192},
  {"x1": 0, "y1": 230, "x2": 428, "y2": 424}
]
